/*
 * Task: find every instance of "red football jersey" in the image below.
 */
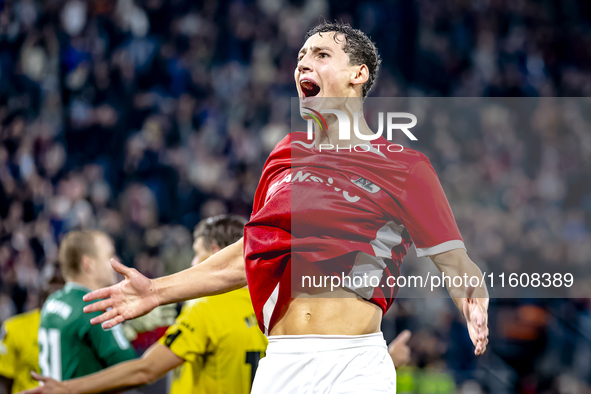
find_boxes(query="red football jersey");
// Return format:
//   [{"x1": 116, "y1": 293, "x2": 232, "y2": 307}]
[{"x1": 244, "y1": 132, "x2": 465, "y2": 334}]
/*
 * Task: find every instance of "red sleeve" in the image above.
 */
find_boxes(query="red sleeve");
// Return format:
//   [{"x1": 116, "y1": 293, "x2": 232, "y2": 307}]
[
  {"x1": 250, "y1": 134, "x2": 292, "y2": 219},
  {"x1": 398, "y1": 159, "x2": 465, "y2": 257}
]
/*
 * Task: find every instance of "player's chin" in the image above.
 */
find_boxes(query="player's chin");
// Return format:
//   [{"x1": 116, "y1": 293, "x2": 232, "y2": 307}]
[{"x1": 300, "y1": 93, "x2": 322, "y2": 106}]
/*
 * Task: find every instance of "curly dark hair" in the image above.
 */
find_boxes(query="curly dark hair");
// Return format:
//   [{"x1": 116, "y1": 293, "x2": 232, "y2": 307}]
[{"x1": 305, "y1": 21, "x2": 381, "y2": 98}]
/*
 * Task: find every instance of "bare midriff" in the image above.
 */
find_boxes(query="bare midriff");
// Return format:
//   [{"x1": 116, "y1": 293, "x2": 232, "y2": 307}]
[{"x1": 269, "y1": 288, "x2": 382, "y2": 336}]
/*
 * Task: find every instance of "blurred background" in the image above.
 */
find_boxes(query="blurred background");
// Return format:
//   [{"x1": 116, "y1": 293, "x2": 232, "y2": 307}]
[{"x1": 0, "y1": 0, "x2": 590, "y2": 393}]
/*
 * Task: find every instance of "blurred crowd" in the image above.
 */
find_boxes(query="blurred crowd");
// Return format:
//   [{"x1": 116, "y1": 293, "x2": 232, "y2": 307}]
[{"x1": 1, "y1": 0, "x2": 591, "y2": 393}]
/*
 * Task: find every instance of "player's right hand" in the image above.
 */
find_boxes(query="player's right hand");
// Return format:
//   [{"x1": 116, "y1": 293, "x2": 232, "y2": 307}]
[
  {"x1": 19, "y1": 372, "x2": 69, "y2": 394},
  {"x1": 82, "y1": 259, "x2": 160, "y2": 329}
]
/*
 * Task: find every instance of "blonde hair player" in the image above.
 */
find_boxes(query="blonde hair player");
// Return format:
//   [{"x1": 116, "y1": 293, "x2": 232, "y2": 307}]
[{"x1": 37, "y1": 231, "x2": 136, "y2": 381}]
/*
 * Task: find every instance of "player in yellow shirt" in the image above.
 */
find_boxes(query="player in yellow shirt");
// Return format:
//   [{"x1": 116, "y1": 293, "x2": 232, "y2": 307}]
[
  {"x1": 0, "y1": 263, "x2": 64, "y2": 394},
  {"x1": 162, "y1": 287, "x2": 266, "y2": 393},
  {"x1": 0, "y1": 309, "x2": 41, "y2": 394},
  {"x1": 22, "y1": 215, "x2": 268, "y2": 394}
]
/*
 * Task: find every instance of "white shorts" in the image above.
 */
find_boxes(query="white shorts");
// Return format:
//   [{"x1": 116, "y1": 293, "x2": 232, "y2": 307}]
[{"x1": 251, "y1": 332, "x2": 396, "y2": 394}]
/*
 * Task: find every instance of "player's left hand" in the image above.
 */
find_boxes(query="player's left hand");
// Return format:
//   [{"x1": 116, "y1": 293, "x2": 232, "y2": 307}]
[
  {"x1": 387, "y1": 329, "x2": 412, "y2": 367},
  {"x1": 463, "y1": 286, "x2": 489, "y2": 356},
  {"x1": 18, "y1": 372, "x2": 70, "y2": 394}
]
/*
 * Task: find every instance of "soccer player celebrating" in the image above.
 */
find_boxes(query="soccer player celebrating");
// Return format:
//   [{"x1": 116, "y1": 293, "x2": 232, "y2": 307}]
[
  {"x1": 37, "y1": 231, "x2": 136, "y2": 381},
  {"x1": 19, "y1": 215, "x2": 268, "y2": 394},
  {"x1": 79, "y1": 22, "x2": 488, "y2": 393}
]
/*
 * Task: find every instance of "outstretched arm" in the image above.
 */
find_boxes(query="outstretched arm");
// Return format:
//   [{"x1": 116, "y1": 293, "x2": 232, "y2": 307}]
[
  {"x1": 84, "y1": 238, "x2": 246, "y2": 328},
  {"x1": 430, "y1": 248, "x2": 489, "y2": 356},
  {"x1": 19, "y1": 343, "x2": 183, "y2": 394}
]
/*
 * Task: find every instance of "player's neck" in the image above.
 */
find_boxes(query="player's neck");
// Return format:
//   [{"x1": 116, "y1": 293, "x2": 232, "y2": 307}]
[
  {"x1": 313, "y1": 110, "x2": 375, "y2": 149},
  {"x1": 66, "y1": 276, "x2": 99, "y2": 291}
]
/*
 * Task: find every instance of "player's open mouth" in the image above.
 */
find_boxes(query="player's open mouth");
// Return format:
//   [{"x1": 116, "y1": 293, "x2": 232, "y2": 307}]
[{"x1": 300, "y1": 79, "x2": 321, "y2": 99}]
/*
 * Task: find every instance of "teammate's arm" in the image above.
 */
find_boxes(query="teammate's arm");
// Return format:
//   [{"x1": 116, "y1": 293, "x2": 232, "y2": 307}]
[
  {"x1": 430, "y1": 248, "x2": 489, "y2": 356},
  {"x1": 387, "y1": 330, "x2": 412, "y2": 367},
  {"x1": 20, "y1": 343, "x2": 183, "y2": 394},
  {"x1": 83, "y1": 238, "x2": 245, "y2": 329}
]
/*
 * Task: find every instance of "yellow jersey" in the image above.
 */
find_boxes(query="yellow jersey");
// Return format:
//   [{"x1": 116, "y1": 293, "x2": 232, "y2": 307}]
[
  {"x1": 159, "y1": 288, "x2": 268, "y2": 394},
  {"x1": 0, "y1": 309, "x2": 41, "y2": 393}
]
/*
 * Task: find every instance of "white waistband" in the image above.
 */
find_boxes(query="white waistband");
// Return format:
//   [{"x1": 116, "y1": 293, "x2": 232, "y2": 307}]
[{"x1": 265, "y1": 332, "x2": 387, "y2": 354}]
